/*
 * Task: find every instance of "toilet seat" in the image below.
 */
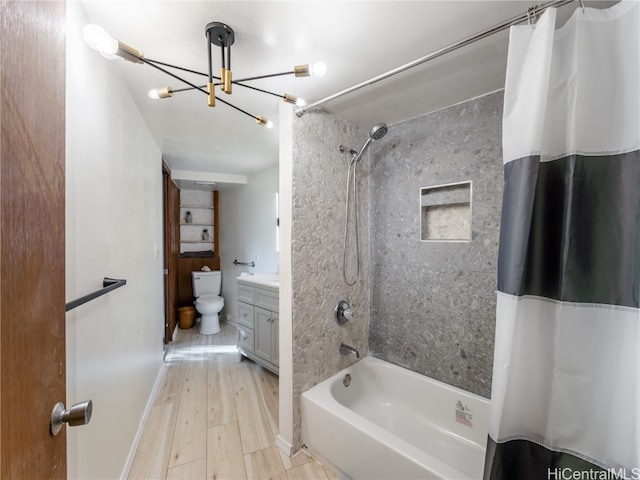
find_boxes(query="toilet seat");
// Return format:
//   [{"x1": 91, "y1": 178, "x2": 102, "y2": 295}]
[{"x1": 196, "y1": 294, "x2": 224, "y2": 309}]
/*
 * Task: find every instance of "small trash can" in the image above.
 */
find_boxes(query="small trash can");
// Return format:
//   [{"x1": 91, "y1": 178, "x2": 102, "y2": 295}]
[{"x1": 177, "y1": 306, "x2": 196, "y2": 329}]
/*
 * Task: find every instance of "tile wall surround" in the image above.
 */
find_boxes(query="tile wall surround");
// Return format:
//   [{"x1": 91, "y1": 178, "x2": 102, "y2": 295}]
[
  {"x1": 291, "y1": 110, "x2": 371, "y2": 449},
  {"x1": 369, "y1": 90, "x2": 504, "y2": 398}
]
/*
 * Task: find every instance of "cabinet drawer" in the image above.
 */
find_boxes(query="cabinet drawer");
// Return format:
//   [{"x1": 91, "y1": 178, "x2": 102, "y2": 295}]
[
  {"x1": 238, "y1": 283, "x2": 255, "y2": 304},
  {"x1": 238, "y1": 326, "x2": 254, "y2": 353},
  {"x1": 255, "y1": 288, "x2": 279, "y2": 312},
  {"x1": 237, "y1": 302, "x2": 254, "y2": 328}
]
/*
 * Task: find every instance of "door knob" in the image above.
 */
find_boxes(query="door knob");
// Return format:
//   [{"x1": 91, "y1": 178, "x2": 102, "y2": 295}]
[{"x1": 50, "y1": 399, "x2": 93, "y2": 436}]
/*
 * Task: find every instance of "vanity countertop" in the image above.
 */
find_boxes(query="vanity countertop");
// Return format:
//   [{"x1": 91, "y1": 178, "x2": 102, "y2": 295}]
[{"x1": 236, "y1": 274, "x2": 279, "y2": 290}]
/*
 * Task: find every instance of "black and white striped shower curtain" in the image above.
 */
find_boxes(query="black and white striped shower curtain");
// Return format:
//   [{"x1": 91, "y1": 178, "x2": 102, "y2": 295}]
[{"x1": 484, "y1": 1, "x2": 640, "y2": 478}]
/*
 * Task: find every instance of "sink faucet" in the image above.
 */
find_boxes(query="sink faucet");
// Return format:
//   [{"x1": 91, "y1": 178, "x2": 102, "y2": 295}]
[{"x1": 340, "y1": 343, "x2": 360, "y2": 358}]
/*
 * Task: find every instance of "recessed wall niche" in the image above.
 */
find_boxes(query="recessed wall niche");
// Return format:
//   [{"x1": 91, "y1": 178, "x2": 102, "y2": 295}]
[{"x1": 420, "y1": 181, "x2": 472, "y2": 241}]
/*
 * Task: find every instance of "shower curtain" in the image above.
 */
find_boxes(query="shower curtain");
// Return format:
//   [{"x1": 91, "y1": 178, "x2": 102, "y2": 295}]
[{"x1": 484, "y1": 1, "x2": 640, "y2": 479}]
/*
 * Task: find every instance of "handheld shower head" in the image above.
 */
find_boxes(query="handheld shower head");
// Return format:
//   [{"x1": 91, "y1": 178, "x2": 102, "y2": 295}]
[
  {"x1": 369, "y1": 123, "x2": 388, "y2": 141},
  {"x1": 353, "y1": 122, "x2": 389, "y2": 162},
  {"x1": 341, "y1": 122, "x2": 389, "y2": 286},
  {"x1": 339, "y1": 123, "x2": 389, "y2": 163}
]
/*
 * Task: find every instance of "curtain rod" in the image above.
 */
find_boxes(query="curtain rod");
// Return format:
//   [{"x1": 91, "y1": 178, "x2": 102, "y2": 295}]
[{"x1": 295, "y1": 0, "x2": 576, "y2": 117}]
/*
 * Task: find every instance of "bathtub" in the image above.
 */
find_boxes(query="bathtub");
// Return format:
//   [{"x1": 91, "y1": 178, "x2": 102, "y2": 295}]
[{"x1": 301, "y1": 356, "x2": 490, "y2": 479}]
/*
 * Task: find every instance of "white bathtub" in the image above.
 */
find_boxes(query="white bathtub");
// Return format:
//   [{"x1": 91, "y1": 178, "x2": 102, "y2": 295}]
[{"x1": 301, "y1": 356, "x2": 490, "y2": 479}]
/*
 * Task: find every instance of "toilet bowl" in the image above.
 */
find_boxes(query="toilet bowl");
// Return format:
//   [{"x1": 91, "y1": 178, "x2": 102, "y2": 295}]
[{"x1": 192, "y1": 271, "x2": 224, "y2": 335}]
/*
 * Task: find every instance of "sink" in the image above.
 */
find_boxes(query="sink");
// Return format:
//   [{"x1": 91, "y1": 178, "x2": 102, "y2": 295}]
[{"x1": 237, "y1": 273, "x2": 279, "y2": 288}]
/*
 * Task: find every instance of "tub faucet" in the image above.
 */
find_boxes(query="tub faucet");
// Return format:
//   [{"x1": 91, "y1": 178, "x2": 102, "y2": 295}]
[{"x1": 340, "y1": 343, "x2": 360, "y2": 359}]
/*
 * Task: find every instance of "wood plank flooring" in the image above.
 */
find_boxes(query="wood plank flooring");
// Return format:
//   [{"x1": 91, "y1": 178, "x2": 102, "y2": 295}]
[{"x1": 129, "y1": 322, "x2": 336, "y2": 480}]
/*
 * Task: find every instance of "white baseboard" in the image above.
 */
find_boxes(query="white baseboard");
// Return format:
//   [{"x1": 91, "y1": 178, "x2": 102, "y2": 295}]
[
  {"x1": 276, "y1": 435, "x2": 294, "y2": 457},
  {"x1": 119, "y1": 362, "x2": 166, "y2": 479}
]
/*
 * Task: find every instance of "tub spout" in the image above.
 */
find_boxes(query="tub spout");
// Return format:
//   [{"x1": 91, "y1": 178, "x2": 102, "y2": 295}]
[{"x1": 340, "y1": 343, "x2": 360, "y2": 358}]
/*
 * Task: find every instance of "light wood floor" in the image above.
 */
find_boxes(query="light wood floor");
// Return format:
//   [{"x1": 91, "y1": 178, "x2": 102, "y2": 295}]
[{"x1": 128, "y1": 322, "x2": 336, "y2": 480}]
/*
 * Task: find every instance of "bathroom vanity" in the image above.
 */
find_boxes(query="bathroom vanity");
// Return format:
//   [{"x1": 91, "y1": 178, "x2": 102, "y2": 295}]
[{"x1": 236, "y1": 275, "x2": 279, "y2": 375}]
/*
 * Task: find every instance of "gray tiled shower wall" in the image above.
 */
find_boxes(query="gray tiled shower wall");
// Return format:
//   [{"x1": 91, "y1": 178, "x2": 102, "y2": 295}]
[
  {"x1": 369, "y1": 90, "x2": 504, "y2": 398},
  {"x1": 291, "y1": 112, "x2": 370, "y2": 449},
  {"x1": 290, "y1": 91, "x2": 503, "y2": 447}
]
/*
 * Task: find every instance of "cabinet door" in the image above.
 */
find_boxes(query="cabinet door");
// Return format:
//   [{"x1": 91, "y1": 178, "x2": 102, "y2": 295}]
[{"x1": 254, "y1": 307, "x2": 273, "y2": 362}]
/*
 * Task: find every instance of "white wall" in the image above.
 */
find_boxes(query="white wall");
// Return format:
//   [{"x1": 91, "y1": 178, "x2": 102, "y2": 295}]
[
  {"x1": 66, "y1": 3, "x2": 164, "y2": 478},
  {"x1": 218, "y1": 167, "x2": 279, "y2": 324},
  {"x1": 277, "y1": 102, "x2": 294, "y2": 453}
]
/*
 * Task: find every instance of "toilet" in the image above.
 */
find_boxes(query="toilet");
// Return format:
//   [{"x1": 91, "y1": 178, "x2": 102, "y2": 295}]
[{"x1": 192, "y1": 270, "x2": 224, "y2": 335}]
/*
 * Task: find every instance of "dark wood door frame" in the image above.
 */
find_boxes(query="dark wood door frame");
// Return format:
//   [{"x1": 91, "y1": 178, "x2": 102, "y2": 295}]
[{"x1": 162, "y1": 162, "x2": 179, "y2": 343}]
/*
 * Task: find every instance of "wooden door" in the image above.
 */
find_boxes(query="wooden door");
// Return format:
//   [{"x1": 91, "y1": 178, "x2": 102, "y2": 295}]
[
  {"x1": 163, "y1": 165, "x2": 179, "y2": 342},
  {"x1": 0, "y1": 1, "x2": 67, "y2": 477},
  {"x1": 162, "y1": 167, "x2": 172, "y2": 342}
]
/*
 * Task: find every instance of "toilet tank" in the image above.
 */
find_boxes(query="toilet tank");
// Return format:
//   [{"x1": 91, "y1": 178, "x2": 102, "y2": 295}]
[{"x1": 192, "y1": 271, "x2": 222, "y2": 297}]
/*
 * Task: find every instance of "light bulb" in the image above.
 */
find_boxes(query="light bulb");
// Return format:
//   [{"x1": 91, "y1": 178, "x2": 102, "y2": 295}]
[
  {"x1": 255, "y1": 115, "x2": 273, "y2": 128},
  {"x1": 148, "y1": 87, "x2": 173, "y2": 99},
  {"x1": 283, "y1": 93, "x2": 306, "y2": 107},
  {"x1": 82, "y1": 25, "x2": 118, "y2": 58},
  {"x1": 310, "y1": 61, "x2": 327, "y2": 77}
]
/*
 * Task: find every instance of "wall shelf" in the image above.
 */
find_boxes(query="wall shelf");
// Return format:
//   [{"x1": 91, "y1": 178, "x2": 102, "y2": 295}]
[
  {"x1": 180, "y1": 191, "x2": 215, "y2": 254},
  {"x1": 420, "y1": 181, "x2": 472, "y2": 242},
  {"x1": 180, "y1": 252, "x2": 214, "y2": 259}
]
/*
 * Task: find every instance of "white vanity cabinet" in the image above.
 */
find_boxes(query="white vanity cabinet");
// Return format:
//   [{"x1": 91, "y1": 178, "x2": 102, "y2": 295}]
[{"x1": 236, "y1": 277, "x2": 279, "y2": 375}]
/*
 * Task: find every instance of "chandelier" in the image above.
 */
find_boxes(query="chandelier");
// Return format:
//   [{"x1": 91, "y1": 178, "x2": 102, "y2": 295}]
[{"x1": 82, "y1": 21, "x2": 326, "y2": 128}]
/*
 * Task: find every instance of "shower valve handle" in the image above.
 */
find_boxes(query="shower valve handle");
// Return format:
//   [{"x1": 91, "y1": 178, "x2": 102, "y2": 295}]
[{"x1": 335, "y1": 300, "x2": 353, "y2": 325}]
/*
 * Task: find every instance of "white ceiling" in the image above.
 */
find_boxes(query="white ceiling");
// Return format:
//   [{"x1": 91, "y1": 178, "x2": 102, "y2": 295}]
[{"x1": 81, "y1": 0, "x2": 616, "y2": 186}]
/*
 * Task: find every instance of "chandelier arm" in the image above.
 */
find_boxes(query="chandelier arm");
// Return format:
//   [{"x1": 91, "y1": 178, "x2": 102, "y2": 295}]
[
  {"x1": 232, "y1": 71, "x2": 295, "y2": 83},
  {"x1": 234, "y1": 82, "x2": 284, "y2": 99},
  {"x1": 170, "y1": 82, "x2": 281, "y2": 99},
  {"x1": 144, "y1": 58, "x2": 220, "y2": 80},
  {"x1": 172, "y1": 85, "x2": 208, "y2": 93},
  {"x1": 141, "y1": 59, "x2": 296, "y2": 85},
  {"x1": 161, "y1": 83, "x2": 261, "y2": 122},
  {"x1": 141, "y1": 58, "x2": 209, "y2": 94},
  {"x1": 214, "y1": 95, "x2": 260, "y2": 121}
]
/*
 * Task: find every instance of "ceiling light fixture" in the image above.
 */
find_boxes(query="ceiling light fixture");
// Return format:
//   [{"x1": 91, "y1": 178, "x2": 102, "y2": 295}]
[{"x1": 83, "y1": 22, "x2": 326, "y2": 128}]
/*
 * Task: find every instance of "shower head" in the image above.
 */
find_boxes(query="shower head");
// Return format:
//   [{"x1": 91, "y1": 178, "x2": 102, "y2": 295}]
[
  {"x1": 369, "y1": 123, "x2": 388, "y2": 141},
  {"x1": 352, "y1": 122, "x2": 389, "y2": 163}
]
